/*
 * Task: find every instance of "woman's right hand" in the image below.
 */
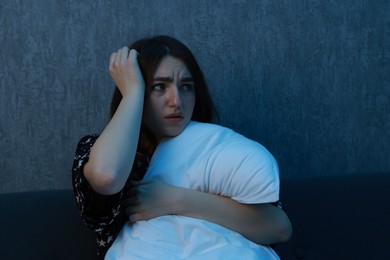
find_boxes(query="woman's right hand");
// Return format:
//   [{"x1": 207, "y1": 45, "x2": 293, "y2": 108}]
[
  {"x1": 122, "y1": 180, "x2": 182, "y2": 222},
  {"x1": 109, "y1": 47, "x2": 145, "y2": 97},
  {"x1": 84, "y1": 47, "x2": 145, "y2": 195}
]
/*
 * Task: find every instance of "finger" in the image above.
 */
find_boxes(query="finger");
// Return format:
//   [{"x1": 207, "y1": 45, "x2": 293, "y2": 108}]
[
  {"x1": 129, "y1": 213, "x2": 143, "y2": 223},
  {"x1": 126, "y1": 185, "x2": 140, "y2": 196},
  {"x1": 114, "y1": 48, "x2": 122, "y2": 66},
  {"x1": 109, "y1": 52, "x2": 116, "y2": 70},
  {"x1": 130, "y1": 179, "x2": 153, "y2": 186},
  {"x1": 129, "y1": 180, "x2": 142, "y2": 187},
  {"x1": 122, "y1": 196, "x2": 139, "y2": 207},
  {"x1": 124, "y1": 204, "x2": 139, "y2": 215},
  {"x1": 120, "y1": 47, "x2": 129, "y2": 63},
  {"x1": 128, "y1": 49, "x2": 139, "y2": 63},
  {"x1": 128, "y1": 180, "x2": 151, "y2": 189}
]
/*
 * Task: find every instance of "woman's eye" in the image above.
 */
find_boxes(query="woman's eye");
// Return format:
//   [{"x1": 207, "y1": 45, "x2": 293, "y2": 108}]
[
  {"x1": 181, "y1": 84, "x2": 193, "y2": 92},
  {"x1": 152, "y1": 84, "x2": 165, "y2": 92}
]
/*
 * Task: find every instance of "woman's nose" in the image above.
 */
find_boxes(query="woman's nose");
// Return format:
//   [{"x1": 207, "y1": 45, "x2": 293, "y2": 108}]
[{"x1": 167, "y1": 87, "x2": 182, "y2": 107}]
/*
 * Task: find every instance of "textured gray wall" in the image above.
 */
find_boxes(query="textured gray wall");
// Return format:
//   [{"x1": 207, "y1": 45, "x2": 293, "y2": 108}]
[{"x1": 1, "y1": 0, "x2": 389, "y2": 193}]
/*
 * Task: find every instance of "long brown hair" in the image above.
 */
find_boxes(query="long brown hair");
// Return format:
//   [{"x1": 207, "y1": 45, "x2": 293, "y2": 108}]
[{"x1": 110, "y1": 35, "x2": 216, "y2": 155}]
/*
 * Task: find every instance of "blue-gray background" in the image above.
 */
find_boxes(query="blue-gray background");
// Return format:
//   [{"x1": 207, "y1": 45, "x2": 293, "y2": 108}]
[{"x1": 1, "y1": 0, "x2": 389, "y2": 193}]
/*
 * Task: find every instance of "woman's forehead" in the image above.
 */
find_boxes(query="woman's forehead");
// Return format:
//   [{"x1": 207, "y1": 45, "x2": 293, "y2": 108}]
[{"x1": 153, "y1": 56, "x2": 192, "y2": 79}]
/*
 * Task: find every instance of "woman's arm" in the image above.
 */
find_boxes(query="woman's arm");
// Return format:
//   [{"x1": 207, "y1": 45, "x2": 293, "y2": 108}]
[
  {"x1": 84, "y1": 48, "x2": 145, "y2": 195},
  {"x1": 177, "y1": 187, "x2": 292, "y2": 245},
  {"x1": 123, "y1": 181, "x2": 292, "y2": 245}
]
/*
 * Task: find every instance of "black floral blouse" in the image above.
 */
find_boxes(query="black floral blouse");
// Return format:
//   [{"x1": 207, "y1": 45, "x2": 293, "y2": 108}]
[
  {"x1": 72, "y1": 135, "x2": 283, "y2": 259},
  {"x1": 71, "y1": 135, "x2": 149, "y2": 259}
]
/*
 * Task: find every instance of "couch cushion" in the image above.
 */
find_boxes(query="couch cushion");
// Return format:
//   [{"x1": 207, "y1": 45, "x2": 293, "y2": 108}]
[
  {"x1": 0, "y1": 189, "x2": 96, "y2": 260},
  {"x1": 276, "y1": 173, "x2": 390, "y2": 259}
]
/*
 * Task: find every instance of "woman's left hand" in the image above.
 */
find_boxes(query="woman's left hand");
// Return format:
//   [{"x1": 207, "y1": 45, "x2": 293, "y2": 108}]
[{"x1": 122, "y1": 180, "x2": 181, "y2": 222}]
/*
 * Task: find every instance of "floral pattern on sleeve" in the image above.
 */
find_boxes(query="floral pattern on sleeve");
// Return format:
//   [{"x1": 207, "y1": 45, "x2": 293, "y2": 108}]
[{"x1": 71, "y1": 135, "x2": 149, "y2": 259}]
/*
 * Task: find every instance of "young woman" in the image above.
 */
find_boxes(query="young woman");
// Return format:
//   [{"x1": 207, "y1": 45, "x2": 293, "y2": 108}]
[{"x1": 72, "y1": 35, "x2": 292, "y2": 259}]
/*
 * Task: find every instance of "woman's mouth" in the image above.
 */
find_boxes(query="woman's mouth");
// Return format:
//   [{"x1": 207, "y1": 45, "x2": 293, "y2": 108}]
[{"x1": 165, "y1": 113, "x2": 184, "y2": 122}]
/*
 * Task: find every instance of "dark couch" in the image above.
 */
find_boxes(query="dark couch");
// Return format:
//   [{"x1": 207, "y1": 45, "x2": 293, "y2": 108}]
[{"x1": 1, "y1": 173, "x2": 389, "y2": 259}]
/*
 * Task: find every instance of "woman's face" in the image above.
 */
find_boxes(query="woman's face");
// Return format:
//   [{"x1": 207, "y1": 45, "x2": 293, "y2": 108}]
[{"x1": 143, "y1": 55, "x2": 196, "y2": 140}]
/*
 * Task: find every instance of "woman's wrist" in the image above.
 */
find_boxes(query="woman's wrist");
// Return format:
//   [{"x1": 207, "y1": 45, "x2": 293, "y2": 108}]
[
  {"x1": 120, "y1": 84, "x2": 145, "y2": 101},
  {"x1": 171, "y1": 186, "x2": 194, "y2": 216},
  {"x1": 171, "y1": 187, "x2": 209, "y2": 218}
]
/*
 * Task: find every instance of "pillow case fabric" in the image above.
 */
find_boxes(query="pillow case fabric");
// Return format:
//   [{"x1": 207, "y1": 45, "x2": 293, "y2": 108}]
[{"x1": 105, "y1": 121, "x2": 280, "y2": 259}]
